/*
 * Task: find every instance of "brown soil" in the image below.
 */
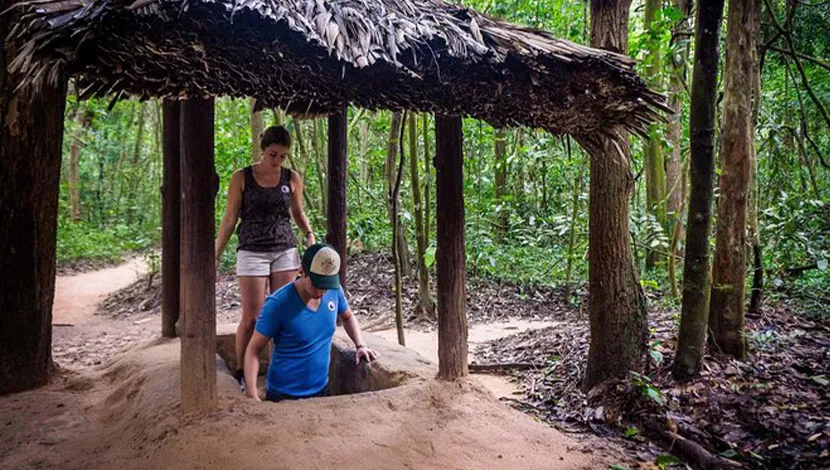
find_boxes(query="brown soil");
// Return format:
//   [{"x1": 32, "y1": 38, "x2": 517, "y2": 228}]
[{"x1": 3, "y1": 258, "x2": 634, "y2": 469}]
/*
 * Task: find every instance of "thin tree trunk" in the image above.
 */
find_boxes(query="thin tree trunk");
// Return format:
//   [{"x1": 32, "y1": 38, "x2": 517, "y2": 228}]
[
  {"x1": 667, "y1": 0, "x2": 692, "y2": 230},
  {"x1": 564, "y1": 138, "x2": 586, "y2": 301},
  {"x1": 386, "y1": 112, "x2": 410, "y2": 277},
  {"x1": 494, "y1": 128, "x2": 508, "y2": 241},
  {"x1": 644, "y1": 0, "x2": 667, "y2": 269},
  {"x1": 673, "y1": 0, "x2": 726, "y2": 379},
  {"x1": 709, "y1": 0, "x2": 760, "y2": 359},
  {"x1": 423, "y1": 114, "x2": 431, "y2": 241},
  {"x1": 126, "y1": 102, "x2": 147, "y2": 225},
  {"x1": 0, "y1": 9, "x2": 67, "y2": 392},
  {"x1": 748, "y1": 24, "x2": 764, "y2": 315},
  {"x1": 392, "y1": 113, "x2": 407, "y2": 346},
  {"x1": 69, "y1": 106, "x2": 91, "y2": 223},
  {"x1": 293, "y1": 119, "x2": 317, "y2": 215},
  {"x1": 250, "y1": 98, "x2": 263, "y2": 163},
  {"x1": 410, "y1": 113, "x2": 435, "y2": 319},
  {"x1": 577, "y1": 0, "x2": 648, "y2": 391},
  {"x1": 311, "y1": 119, "x2": 327, "y2": 216},
  {"x1": 668, "y1": 157, "x2": 689, "y2": 298}
]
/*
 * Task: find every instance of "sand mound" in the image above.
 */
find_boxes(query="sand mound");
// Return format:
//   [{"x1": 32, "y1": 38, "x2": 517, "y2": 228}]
[{"x1": 1, "y1": 336, "x2": 607, "y2": 470}]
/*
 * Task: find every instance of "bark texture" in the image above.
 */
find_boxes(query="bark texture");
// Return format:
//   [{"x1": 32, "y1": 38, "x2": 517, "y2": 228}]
[
  {"x1": 179, "y1": 98, "x2": 218, "y2": 413},
  {"x1": 0, "y1": 5, "x2": 67, "y2": 393},
  {"x1": 326, "y1": 106, "x2": 349, "y2": 290},
  {"x1": 673, "y1": 0, "x2": 726, "y2": 378},
  {"x1": 577, "y1": 0, "x2": 648, "y2": 391},
  {"x1": 434, "y1": 115, "x2": 468, "y2": 380},
  {"x1": 709, "y1": 0, "x2": 760, "y2": 359}
]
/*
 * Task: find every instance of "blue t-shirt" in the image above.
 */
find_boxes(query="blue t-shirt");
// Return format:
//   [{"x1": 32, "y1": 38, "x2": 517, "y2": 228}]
[{"x1": 254, "y1": 282, "x2": 349, "y2": 397}]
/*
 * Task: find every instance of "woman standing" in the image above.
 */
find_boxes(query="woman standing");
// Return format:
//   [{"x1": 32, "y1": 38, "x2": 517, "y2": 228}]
[{"x1": 215, "y1": 125, "x2": 315, "y2": 391}]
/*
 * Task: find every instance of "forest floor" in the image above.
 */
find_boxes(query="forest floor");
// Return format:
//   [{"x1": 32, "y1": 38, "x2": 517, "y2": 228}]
[
  {"x1": 2, "y1": 254, "x2": 639, "y2": 469},
  {"x1": 477, "y1": 294, "x2": 830, "y2": 469}
]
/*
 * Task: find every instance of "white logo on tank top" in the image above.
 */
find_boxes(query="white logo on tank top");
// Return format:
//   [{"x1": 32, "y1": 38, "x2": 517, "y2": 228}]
[{"x1": 281, "y1": 185, "x2": 290, "y2": 194}]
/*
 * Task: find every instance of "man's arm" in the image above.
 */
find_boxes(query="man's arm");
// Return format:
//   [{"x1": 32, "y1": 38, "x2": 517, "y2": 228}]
[
  {"x1": 340, "y1": 309, "x2": 378, "y2": 364},
  {"x1": 244, "y1": 331, "x2": 271, "y2": 400}
]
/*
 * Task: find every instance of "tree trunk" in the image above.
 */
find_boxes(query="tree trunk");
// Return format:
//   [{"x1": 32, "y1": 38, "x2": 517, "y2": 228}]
[
  {"x1": 179, "y1": 98, "x2": 218, "y2": 414},
  {"x1": 410, "y1": 113, "x2": 435, "y2": 319},
  {"x1": 667, "y1": 0, "x2": 692, "y2": 230},
  {"x1": 494, "y1": 128, "x2": 508, "y2": 241},
  {"x1": 577, "y1": 0, "x2": 648, "y2": 391},
  {"x1": 311, "y1": 119, "x2": 327, "y2": 216},
  {"x1": 748, "y1": 22, "x2": 764, "y2": 315},
  {"x1": 293, "y1": 119, "x2": 317, "y2": 215},
  {"x1": 126, "y1": 102, "x2": 147, "y2": 225},
  {"x1": 392, "y1": 113, "x2": 408, "y2": 346},
  {"x1": 672, "y1": 0, "x2": 726, "y2": 379},
  {"x1": 386, "y1": 112, "x2": 410, "y2": 277},
  {"x1": 435, "y1": 115, "x2": 468, "y2": 380},
  {"x1": 423, "y1": 114, "x2": 431, "y2": 241},
  {"x1": 644, "y1": 0, "x2": 668, "y2": 269},
  {"x1": 161, "y1": 100, "x2": 181, "y2": 338},
  {"x1": 564, "y1": 139, "x2": 586, "y2": 300},
  {"x1": 0, "y1": 10, "x2": 67, "y2": 393},
  {"x1": 250, "y1": 98, "x2": 264, "y2": 163},
  {"x1": 68, "y1": 106, "x2": 90, "y2": 223},
  {"x1": 326, "y1": 106, "x2": 349, "y2": 291},
  {"x1": 708, "y1": 0, "x2": 760, "y2": 359}
]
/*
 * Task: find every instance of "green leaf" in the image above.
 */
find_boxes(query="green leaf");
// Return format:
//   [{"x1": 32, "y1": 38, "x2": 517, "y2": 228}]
[
  {"x1": 811, "y1": 375, "x2": 829, "y2": 386},
  {"x1": 818, "y1": 259, "x2": 828, "y2": 271},
  {"x1": 423, "y1": 246, "x2": 436, "y2": 268},
  {"x1": 609, "y1": 465, "x2": 631, "y2": 470},
  {"x1": 624, "y1": 426, "x2": 640, "y2": 438},
  {"x1": 655, "y1": 454, "x2": 682, "y2": 468},
  {"x1": 720, "y1": 449, "x2": 738, "y2": 458},
  {"x1": 644, "y1": 385, "x2": 664, "y2": 405},
  {"x1": 650, "y1": 349, "x2": 664, "y2": 365}
]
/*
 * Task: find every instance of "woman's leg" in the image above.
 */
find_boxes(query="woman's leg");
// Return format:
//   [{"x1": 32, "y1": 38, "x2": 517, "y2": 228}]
[
  {"x1": 269, "y1": 269, "x2": 297, "y2": 295},
  {"x1": 236, "y1": 275, "x2": 268, "y2": 381}
]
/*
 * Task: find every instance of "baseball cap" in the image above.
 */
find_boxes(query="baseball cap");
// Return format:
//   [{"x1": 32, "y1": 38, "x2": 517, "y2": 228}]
[{"x1": 301, "y1": 243, "x2": 341, "y2": 290}]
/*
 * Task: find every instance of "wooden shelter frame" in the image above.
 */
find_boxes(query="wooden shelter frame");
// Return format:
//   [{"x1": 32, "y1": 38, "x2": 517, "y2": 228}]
[{"x1": 1, "y1": 0, "x2": 666, "y2": 411}]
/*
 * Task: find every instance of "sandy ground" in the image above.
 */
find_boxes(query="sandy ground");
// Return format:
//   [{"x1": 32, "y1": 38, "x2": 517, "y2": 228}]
[
  {"x1": 53, "y1": 258, "x2": 148, "y2": 325},
  {"x1": 1, "y1": 260, "x2": 626, "y2": 469}
]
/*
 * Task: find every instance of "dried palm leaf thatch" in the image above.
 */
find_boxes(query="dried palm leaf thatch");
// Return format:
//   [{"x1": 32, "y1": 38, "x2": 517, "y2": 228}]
[{"x1": 7, "y1": 0, "x2": 669, "y2": 135}]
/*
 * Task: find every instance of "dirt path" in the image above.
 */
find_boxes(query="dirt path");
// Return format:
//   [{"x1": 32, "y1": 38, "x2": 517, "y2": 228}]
[{"x1": 53, "y1": 258, "x2": 148, "y2": 325}]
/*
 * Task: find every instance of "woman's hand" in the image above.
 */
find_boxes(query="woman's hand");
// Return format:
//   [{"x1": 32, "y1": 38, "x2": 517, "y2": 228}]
[
  {"x1": 305, "y1": 231, "x2": 316, "y2": 247},
  {"x1": 355, "y1": 345, "x2": 379, "y2": 365}
]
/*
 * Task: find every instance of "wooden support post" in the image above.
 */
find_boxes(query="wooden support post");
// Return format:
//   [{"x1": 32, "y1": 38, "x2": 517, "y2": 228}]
[
  {"x1": 161, "y1": 100, "x2": 181, "y2": 338},
  {"x1": 434, "y1": 115, "x2": 468, "y2": 380},
  {"x1": 179, "y1": 98, "x2": 218, "y2": 413},
  {"x1": 326, "y1": 104, "x2": 348, "y2": 290},
  {"x1": 0, "y1": 26, "x2": 67, "y2": 391}
]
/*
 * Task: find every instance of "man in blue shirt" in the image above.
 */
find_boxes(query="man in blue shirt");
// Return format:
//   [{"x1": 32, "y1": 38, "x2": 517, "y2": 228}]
[{"x1": 243, "y1": 243, "x2": 378, "y2": 401}]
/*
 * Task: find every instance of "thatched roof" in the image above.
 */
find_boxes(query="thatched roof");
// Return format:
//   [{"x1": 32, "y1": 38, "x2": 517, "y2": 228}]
[{"x1": 7, "y1": 0, "x2": 668, "y2": 135}]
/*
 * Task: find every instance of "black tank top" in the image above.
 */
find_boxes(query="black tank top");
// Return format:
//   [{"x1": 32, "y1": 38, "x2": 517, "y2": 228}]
[{"x1": 236, "y1": 166, "x2": 296, "y2": 252}]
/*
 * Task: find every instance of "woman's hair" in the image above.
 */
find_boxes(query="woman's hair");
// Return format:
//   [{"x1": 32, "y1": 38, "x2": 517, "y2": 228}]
[{"x1": 260, "y1": 125, "x2": 291, "y2": 150}]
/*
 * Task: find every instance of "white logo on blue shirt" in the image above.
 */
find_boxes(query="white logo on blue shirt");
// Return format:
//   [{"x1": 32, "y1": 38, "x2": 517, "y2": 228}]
[{"x1": 327, "y1": 301, "x2": 336, "y2": 312}]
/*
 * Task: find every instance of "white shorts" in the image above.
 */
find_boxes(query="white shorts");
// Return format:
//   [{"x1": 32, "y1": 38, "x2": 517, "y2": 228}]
[{"x1": 236, "y1": 247, "x2": 301, "y2": 277}]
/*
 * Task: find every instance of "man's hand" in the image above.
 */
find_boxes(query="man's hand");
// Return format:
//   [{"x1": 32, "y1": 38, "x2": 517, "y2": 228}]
[
  {"x1": 247, "y1": 389, "x2": 261, "y2": 401},
  {"x1": 355, "y1": 345, "x2": 379, "y2": 365}
]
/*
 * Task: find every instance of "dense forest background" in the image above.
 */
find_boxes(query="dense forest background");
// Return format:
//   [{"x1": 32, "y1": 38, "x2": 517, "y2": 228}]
[{"x1": 55, "y1": 0, "x2": 828, "y2": 319}]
